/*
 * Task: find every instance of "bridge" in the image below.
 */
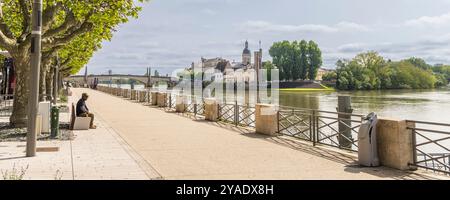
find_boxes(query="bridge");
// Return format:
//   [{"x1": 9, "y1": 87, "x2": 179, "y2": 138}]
[{"x1": 64, "y1": 74, "x2": 177, "y2": 88}]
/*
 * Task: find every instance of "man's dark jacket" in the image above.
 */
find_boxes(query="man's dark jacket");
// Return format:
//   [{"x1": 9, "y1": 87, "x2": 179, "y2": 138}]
[{"x1": 76, "y1": 99, "x2": 89, "y2": 116}]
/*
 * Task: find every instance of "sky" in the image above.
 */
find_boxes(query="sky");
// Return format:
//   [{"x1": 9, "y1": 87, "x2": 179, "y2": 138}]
[{"x1": 83, "y1": 0, "x2": 450, "y2": 76}]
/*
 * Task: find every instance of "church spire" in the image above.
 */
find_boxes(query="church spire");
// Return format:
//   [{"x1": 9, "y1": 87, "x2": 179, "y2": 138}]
[{"x1": 242, "y1": 40, "x2": 251, "y2": 65}]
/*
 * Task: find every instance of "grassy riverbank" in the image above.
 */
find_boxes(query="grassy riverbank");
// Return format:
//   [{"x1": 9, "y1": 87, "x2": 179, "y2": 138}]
[
  {"x1": 279, "y1": 83, "x2": 335, "y2": 92},
  {"x1": 279, "y1": 87, "x2": 335, "y2": 92}
]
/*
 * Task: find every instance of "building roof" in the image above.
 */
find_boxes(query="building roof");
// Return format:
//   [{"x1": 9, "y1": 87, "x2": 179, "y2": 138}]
[
  {"x1": 201, "y1": 57, "x2": 231, "y2": 72},
  {"x1": 243, "y1": 40, "x2": 251, "y2": 55},
  {"x1": 230, "y1": 62, "x2": 252, "y2": 70}
]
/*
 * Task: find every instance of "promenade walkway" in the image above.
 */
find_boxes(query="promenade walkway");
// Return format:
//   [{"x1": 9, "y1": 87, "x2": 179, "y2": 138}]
[
  {"x1": 70, "y1": 88, "x2": 444, "y2": 180},
  {"x1": 0, "y1": 96, "x2": 151, "y2": 180}
]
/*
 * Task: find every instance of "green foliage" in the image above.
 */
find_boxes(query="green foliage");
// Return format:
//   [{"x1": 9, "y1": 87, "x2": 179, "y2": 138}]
[
  {"x1": 1, "y1": 164, "x2": 28, "y2": 180},
  {"x1": 322, "y1": 71, "x2": 337, "y2": 81},
  {"x1": 269, "y1": 40, "x2": 322, "y2": 81},
  {"x1": 1, "y1": 0, "x2": 146, "y2": 76},
  {"x1": 433, "y1": 65, "x2": 450, "y2": 79},
  {"x1": 336, "y1": 52, "x2": 440, "y2": 90},
  {"x1": 403, "y1": 57, "x2": 431, "y2": 70},
  {"x1": 58, "y1": 92, "x2": 68, "y2": 103},
  {"x1": 308, "y1": 41, "x2": 322, "y2": 80},
  {"x1": 263, "y1": 61, "x2": 275, "y2": 81}
]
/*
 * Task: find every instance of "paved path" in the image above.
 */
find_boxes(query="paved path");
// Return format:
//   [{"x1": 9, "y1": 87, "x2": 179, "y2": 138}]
[
  {"x1": 70, "y1": 88, "x2": 444, "y2": 180},
  {"x1": 0, "y1": 96, "x2": 151, "y2": 180}
]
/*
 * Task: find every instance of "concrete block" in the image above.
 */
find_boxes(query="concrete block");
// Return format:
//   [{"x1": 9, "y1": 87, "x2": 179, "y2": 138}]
[
  {"x1": 176, "y1": 95, "x2": 186, "y2": 113},
  {"x1": 377, "y1": 118, "x2": 415, "y2": 170},
  {"x1": 151, "y1": 92, "x2": 158, "y2": 106},
  {"x1": 131, "y1": 90, "x2": 137, "y2": 100},
  {"x1": 255, "y1": 104, "x2": 279, "y2": 136},
  {"x1": 157, "y1": 92, "x2": 167, "y2": 107},
  {"x1": 139, "y1": 91, "x2": 147, "y2": 102},
  {"x1": 204, "y1": 98, "x2": 219, "y2": 121}
]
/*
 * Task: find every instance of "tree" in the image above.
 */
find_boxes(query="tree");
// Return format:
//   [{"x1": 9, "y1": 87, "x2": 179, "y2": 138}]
[
  {"x1": 269, "y1": 40, "x2": 323, "y2": 81},
  {"x1": 335, "y1": 52, "x2": 438, "y2": 90},
  {"x1": 403, "y1": 57, "x2": 431, "y2": 70},
  {"x1": 307, "y1": 40, "x2": 322, "y2": 80},
  {"x1": 322, "y1": 71, "x2": 337, "y2": 81},
  {"x1": 298, "y1": 40, "x2": 308, "y2": 80},
  {"x1": 0, "y1": 0, "x2": 144, "y2": 127},
  {"x1": 262, "y1": 61, "x2": 275, "y2": 82}
]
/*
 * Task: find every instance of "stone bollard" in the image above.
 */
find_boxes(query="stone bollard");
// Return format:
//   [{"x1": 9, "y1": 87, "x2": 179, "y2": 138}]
[
  {"x1": 255, "y1": 104, "x2": 279, "y2": 136},
  {"x1": 157, "y1": 92, "x2": 167, "y2": 107},
  {"x1": 124, "y1": 89, "x2": 130, "y2": 98},
  {"x1": 376, "y1": 118, "x2": 415, "y2": 171},
  {"x1": 131, "y1": 90, "x2": 137, "y2": 100},
  {"x1": 175, "y1": 95, "x2": 186, "y2": 113},
  {"x1": 139, "y1": 91, "x2": 146, "y2": 102},
  {"x1": 151, "y1": 92, "x2": 158, "y2": 106},
  {"x1": 204, "y1": 98, "x2": 219, "y2": 121}
]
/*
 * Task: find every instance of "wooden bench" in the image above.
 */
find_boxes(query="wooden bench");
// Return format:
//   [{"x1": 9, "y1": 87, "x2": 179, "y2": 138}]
[{"x1": 70, "y1": 103, "x2": 91, "y2": 130}]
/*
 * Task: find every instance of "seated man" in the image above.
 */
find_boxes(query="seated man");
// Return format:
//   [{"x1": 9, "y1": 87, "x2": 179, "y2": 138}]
[{"x1": 76, "y1": 93, "x2": 96, "y2": 129}]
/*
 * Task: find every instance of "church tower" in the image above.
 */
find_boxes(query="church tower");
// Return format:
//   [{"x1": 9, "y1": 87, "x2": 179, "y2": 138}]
[{"x1": 242, "y1": 40, "x2": 251, "y2": 65}]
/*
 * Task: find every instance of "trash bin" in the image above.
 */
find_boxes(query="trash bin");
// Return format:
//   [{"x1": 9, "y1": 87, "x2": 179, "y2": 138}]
[
  {"x1": 358, "y1": 112, "x2": 380, "y2": 167},
  {"x1": 51, "y1": 106, "x2": 60, "y2": 138}
]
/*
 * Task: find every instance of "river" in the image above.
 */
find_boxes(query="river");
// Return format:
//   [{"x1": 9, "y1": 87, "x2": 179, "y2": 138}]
[
  {"x1": 100, "y1": 84, "x2": 450, "y2": 123},
  {"x1": 280, "y1": 89, "x2": 450, "y2": 123}
]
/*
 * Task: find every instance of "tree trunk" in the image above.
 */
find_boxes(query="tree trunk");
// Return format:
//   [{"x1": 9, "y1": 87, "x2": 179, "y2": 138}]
[
  {"x1": 45, "y1": 66, "x2": 53, "y2": 101},
  {"x1": 9, "y1": 54, "x2": 31, "y2": 128},
  {"x1": 39, "y1": 66, "x2": 46, "y2": 102}
]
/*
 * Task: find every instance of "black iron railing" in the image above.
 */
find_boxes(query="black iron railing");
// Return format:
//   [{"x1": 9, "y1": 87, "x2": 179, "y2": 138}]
[
  {"x1": 278, "y1": 107, "x2": 363, "y2": 152},
  {"x1": 407, "y1": 120, "x2": 450, "y2": 174},
  {"x1": 278, "y1": 108, "x2": 314, "y2": 142},
  {"x1": 218, "y1": 103, "x2": 236, "y2": 124},
  {"x1": 218, "y1": 102, "x2": 255, "y2": 127},
  {"x1": 165, "y1": 93, "x2": 176, "y2": 110},
  {"x1": 238, "y1": 105, "x2": 255, "y2": 128},
  {"x1": 183, "y1": 95, "x2": 205, "y2": 116}
]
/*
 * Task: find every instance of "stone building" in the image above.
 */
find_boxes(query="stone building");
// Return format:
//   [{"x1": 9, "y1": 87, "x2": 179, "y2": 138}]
[
  {"x1": 316, "y1": 68, "x2": 334, "y2": 81},
  {"x1": 189, "y1": 40, "x2": 263, "y2": 82}
]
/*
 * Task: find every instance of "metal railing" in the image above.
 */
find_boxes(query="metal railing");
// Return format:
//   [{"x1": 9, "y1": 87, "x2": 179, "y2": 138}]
[
  {"x1": 165, "y1": 93, "x2": 176, "y2": 110},
  {"x1": 183, "y1": 95, "x2": 205, "y2": 116},
  {"x1": 0, "y1": 95, "x2": 14, "y2": 117},
  {"x1": 218, "y1": 103, "x2": 236, "y2": 124},
  {"x1": 238, "y1": 105, "x2": 255, "y2": 128},
  {"x1": 408, "y1": 120, "x2": 450, "y2": 174},
  {"x1": 278, "y1": 106, "x2": 363, "y2": 152},
  {"x1": 218, "y1": 102, "x2": 255, "y2": 127}
]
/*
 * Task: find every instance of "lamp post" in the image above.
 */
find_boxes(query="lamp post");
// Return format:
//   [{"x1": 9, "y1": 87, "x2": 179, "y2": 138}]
[
  {"x1": 26, "y1": 0, "x2": 43, "y2": 157},
  {"x1": 108, "y1": 70, "x2": 112, "y2": 88},
  {"x1": 52, "y1": 54, "x2": 59, "y2": 105}
]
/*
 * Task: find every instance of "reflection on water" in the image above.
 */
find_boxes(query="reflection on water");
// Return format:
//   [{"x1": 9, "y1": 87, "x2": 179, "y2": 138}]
[{"x1": 280, "y1": 89, "x2": 450, "y2": 123}]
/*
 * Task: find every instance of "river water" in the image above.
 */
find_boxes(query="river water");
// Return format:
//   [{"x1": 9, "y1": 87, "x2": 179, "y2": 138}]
[
  {"x1": 280, "y1": 89, "x2": 450, "y2": 123},
  {"x1": 100, "y1": 84, "x2": 450, "y2": 123}
]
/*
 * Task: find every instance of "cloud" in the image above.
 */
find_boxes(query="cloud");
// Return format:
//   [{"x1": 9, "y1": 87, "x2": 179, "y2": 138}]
[
  {"x1": 335, "y1": 21, "x2": 371, "y2": 32},
  {"x1": 405, "y1": 12, "x2": 450, "y2": 27},
  {"x1": 327, "y1": 35, "x2": 450, "y2": 67},
  {"x1": 337, "y1": 43, "x2": 367, "y2": 53},
  {"x1": 239, "y1": 20, "x2": 370, "y2": 34},
  {"x1": 201, "y1": 8, "x2": 217, "y2": 15}
]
